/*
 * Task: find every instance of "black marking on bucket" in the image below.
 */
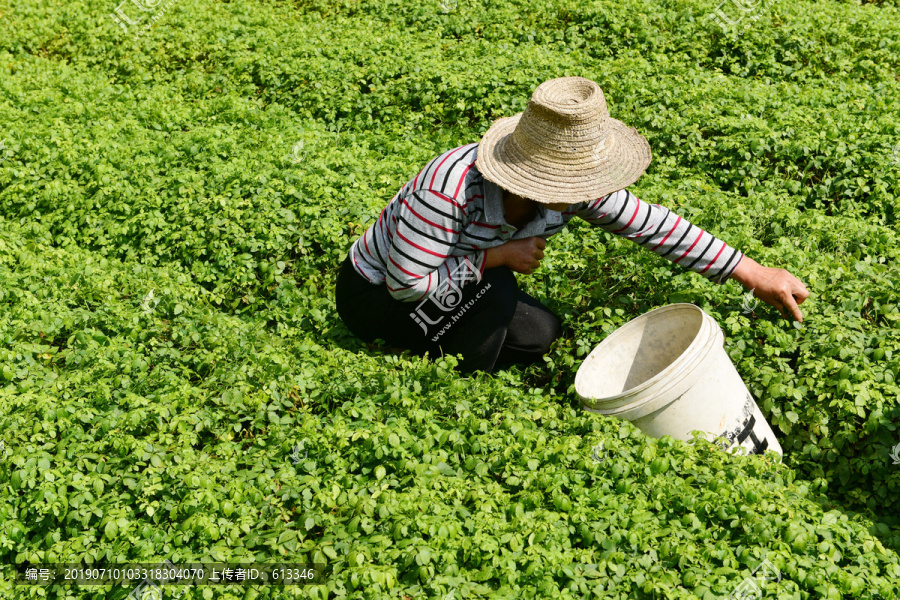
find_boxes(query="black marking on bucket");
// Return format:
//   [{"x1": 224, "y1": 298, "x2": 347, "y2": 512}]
[
  {"x1": 735, "y1": 413, "x2": 769, "y2": 455},
  {"x1": 716, "y1": 393, "x2": 769, "y2": 455}
]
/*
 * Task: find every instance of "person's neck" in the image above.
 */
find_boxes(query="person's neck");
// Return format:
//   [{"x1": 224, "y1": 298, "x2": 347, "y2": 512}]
[{"x1": 502, "y1": 191, "x2": 538, "y2": 228}]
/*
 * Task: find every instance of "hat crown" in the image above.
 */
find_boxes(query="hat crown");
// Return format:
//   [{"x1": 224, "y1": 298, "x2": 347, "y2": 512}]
[
  {"x1": 513, "y1": 77, "x2": 614, "y2": 159},
  {"x1": 529, "y1": 77, "x2": 609, "y2": 122}
]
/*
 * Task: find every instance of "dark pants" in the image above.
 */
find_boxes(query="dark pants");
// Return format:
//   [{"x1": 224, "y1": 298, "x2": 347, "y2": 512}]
[{"x1": 335, "y1": 256, "x2": 562, "y2": 373}]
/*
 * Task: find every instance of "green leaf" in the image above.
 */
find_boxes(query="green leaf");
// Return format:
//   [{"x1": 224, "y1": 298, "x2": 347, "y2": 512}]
[{"x1": 104, "y1": 521, "x2": 118, "y2": 539}]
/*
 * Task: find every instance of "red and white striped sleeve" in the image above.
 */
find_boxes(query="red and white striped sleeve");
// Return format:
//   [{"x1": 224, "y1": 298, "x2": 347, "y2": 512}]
[
  {"x1": 576, "y1": 189, "x2": 744, "y2": 284},
  {"x1": 384, "y1": 189, "x2": 487, "y2": 302}
]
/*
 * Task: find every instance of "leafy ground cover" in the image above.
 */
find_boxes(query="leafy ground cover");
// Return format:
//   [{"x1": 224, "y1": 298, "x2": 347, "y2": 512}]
[{"x1": 2, "y1": 0, "x2": 900, "y2": 597}]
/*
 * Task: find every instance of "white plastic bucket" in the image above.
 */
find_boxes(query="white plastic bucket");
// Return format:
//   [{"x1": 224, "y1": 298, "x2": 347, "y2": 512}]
[{"x1": 575, "y1": 304, "x2": 783, "y2": 456}]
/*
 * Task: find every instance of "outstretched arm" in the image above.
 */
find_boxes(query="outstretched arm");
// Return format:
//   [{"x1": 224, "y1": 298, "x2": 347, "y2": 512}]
[
  {"x1": 575, "y1": 188, "x2": 810, "y2": 321},
  {"x1": 575, "y1": 189, "x2": 743, "y2": 284}
]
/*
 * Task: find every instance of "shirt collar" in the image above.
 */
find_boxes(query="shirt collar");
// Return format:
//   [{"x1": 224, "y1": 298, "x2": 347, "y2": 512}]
[
  {"x1": 482, "y1": 177, "x2": 506, "y2": 225},
  {"x1": 481, "y1": 173, "x2": 564, "y2": 230}
]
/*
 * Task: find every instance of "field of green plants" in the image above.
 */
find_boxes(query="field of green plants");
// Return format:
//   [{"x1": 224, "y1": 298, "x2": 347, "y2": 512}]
[{"x1": 2, "y1": 0, "x2": 900, "y2": 597}]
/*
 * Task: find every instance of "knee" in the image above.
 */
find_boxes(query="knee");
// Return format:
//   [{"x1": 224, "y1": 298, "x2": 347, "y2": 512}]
[{"x1": 533, "y1": 311, "x2": 563, "y2": 354}]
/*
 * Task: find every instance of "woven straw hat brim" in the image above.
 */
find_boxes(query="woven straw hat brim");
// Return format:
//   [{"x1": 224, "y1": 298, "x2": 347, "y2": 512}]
[{"x1": 476, "y1": 114, "x2": 652, "y2": 205}]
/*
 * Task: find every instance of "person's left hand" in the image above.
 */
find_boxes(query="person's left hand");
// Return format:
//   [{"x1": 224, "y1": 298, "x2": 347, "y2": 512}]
[{"x1": 730, "y1": 255, "x2": 810, "y2": 322}]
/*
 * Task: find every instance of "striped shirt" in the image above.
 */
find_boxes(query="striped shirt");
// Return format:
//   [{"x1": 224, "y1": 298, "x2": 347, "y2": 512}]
[{"x1": 349, "y1": 143, "x2": 744, "y2": 302}]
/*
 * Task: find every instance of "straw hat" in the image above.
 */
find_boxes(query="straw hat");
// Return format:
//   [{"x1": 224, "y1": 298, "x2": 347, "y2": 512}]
[{"x1": 475, "y1": 77, "x2": 652, "y2": 205}]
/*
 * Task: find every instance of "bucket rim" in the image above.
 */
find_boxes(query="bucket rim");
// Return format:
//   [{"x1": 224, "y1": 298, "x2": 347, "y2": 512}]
[
  {"x1": 581, "y1": 327, "x2": 722, "y2": 418},
  {"x1": 575, "y1": 303, "x2": 719, "y2": 409}
]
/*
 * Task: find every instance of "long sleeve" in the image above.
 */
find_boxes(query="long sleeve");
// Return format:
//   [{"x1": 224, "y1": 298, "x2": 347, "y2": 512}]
[
  {"x1": 576, "y1": 189, "x2": 744, "y2": 284},
  {"x1": 384, "y1": 189, "x2": 487, "y2": 302}
]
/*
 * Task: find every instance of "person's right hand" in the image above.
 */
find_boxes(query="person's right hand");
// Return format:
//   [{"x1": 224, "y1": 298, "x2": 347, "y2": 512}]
[
  {"x1": 501, "y1": 237, "x2": 547, "y2": 274},
  {"x1": 730, "y1": 255, "x2": 810, "y2": 322}
]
